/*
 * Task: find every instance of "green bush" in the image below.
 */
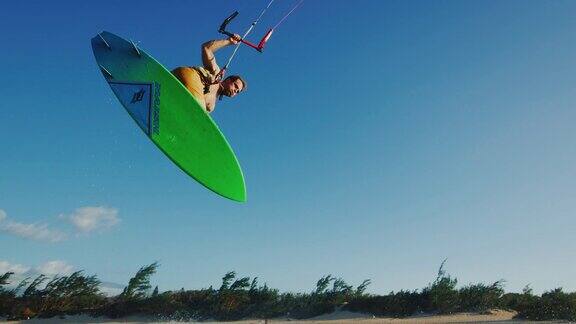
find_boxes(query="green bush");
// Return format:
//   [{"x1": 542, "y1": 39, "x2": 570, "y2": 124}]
[
  {"x1": 458, "y1": 280, "x2": 504, "y2": 311},
  {"x1": 516, "y1": 288, "x2": 576, "y2": 321},
  {"x1": 346, "y1": 290, "x2": 423, "y2": 317}
]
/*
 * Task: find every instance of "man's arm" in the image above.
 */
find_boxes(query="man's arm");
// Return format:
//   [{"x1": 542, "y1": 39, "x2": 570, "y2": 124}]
[{"x1": 201, "y1": 35, "x2": 241, "y2": 75}]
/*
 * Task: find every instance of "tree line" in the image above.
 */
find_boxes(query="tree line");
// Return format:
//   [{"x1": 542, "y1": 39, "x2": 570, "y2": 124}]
[{"x1": 1, "y1": 260, "x2": 575, "y2": 321}]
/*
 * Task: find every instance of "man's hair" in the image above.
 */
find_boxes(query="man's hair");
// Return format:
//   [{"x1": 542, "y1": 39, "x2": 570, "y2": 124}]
[{"x1": 225, "y1": 75, "x2": 247, "y2": 92}]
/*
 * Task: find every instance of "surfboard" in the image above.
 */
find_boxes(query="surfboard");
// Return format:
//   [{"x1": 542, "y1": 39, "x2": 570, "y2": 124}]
[{"x1": 91, "y1": 31, "x2": 246, "y2": 202}]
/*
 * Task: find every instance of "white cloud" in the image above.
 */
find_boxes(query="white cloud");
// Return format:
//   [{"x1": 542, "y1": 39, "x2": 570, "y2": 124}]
[
  {"x1": 66, "y1": 207, "x2": 120, "y2": 233},
  {"x1": 0, "y1": 207, "x2": 120, "y2": 242},
  {"x1": 0, "y1": 213, "x2": 67, "y2": 242},
  {"x1": 0, "y1": 260, "x2": 30, "y2": 275},
  {"x1": 100, "y1": 281, "x2": 125, "y2": 297},
  {"x1": 35, "y1": 260, "x2": 74, "y2": 276}
]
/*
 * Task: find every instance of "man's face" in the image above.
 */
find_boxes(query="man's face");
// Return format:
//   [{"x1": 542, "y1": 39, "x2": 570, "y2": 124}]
[{"x1": 222, "y1": 78, "x2": 244, "y2": 97}]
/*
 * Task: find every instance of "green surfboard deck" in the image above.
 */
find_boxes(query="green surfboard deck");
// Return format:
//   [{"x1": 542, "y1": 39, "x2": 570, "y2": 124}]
[{"x1": 91, "y1": 31, "x2": 246, "y2": 202}]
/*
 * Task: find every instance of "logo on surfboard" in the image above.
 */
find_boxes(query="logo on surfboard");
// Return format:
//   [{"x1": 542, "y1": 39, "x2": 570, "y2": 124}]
[
  {"x1": 131, "y1": 89, "x2": 146, "y2": 104},
  {"x1": 109, "y1": 81, "x2": 160, "y2": 136}
]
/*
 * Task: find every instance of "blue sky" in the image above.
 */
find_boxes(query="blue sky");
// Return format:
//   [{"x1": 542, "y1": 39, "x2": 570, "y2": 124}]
[{"x1": 1, "y1": 0, "x2": 576, "y2": 295}]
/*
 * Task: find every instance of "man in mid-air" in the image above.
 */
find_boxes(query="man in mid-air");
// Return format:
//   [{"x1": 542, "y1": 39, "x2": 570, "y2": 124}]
[{"x1": 172, "y1": 34, "x2": 247, "y2": 113}]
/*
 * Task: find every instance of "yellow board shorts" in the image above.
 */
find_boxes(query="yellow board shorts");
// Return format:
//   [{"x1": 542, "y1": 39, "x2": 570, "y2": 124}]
[{"x1": 171, "y1": 66, "x2": 209, "y2": 109}]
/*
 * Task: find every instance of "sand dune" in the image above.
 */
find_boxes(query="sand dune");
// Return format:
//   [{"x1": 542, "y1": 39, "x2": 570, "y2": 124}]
[{"x1": 6, "y1": 308, "x2": 559, "y2": 323}]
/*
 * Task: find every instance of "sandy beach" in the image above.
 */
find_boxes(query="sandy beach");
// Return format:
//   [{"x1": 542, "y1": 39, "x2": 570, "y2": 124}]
[{"x1": 5, "y1": 309, "x2": 562, "y2": 323}]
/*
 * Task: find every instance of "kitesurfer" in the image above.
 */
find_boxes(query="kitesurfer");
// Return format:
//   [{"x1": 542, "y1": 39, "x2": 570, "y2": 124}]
[{"x1": 172, "y1": 34, "x2": 247, "y2": 113}]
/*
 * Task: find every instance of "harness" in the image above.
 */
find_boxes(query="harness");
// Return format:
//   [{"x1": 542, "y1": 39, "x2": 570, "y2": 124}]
[{"x1": 191, "y1": 66, "x2": 221, "y2": 94}]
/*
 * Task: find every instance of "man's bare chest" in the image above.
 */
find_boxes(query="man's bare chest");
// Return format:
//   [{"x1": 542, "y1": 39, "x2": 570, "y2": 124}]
[{"x1": 204, "y1": 84, "x2": 220, "y2": 112}]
